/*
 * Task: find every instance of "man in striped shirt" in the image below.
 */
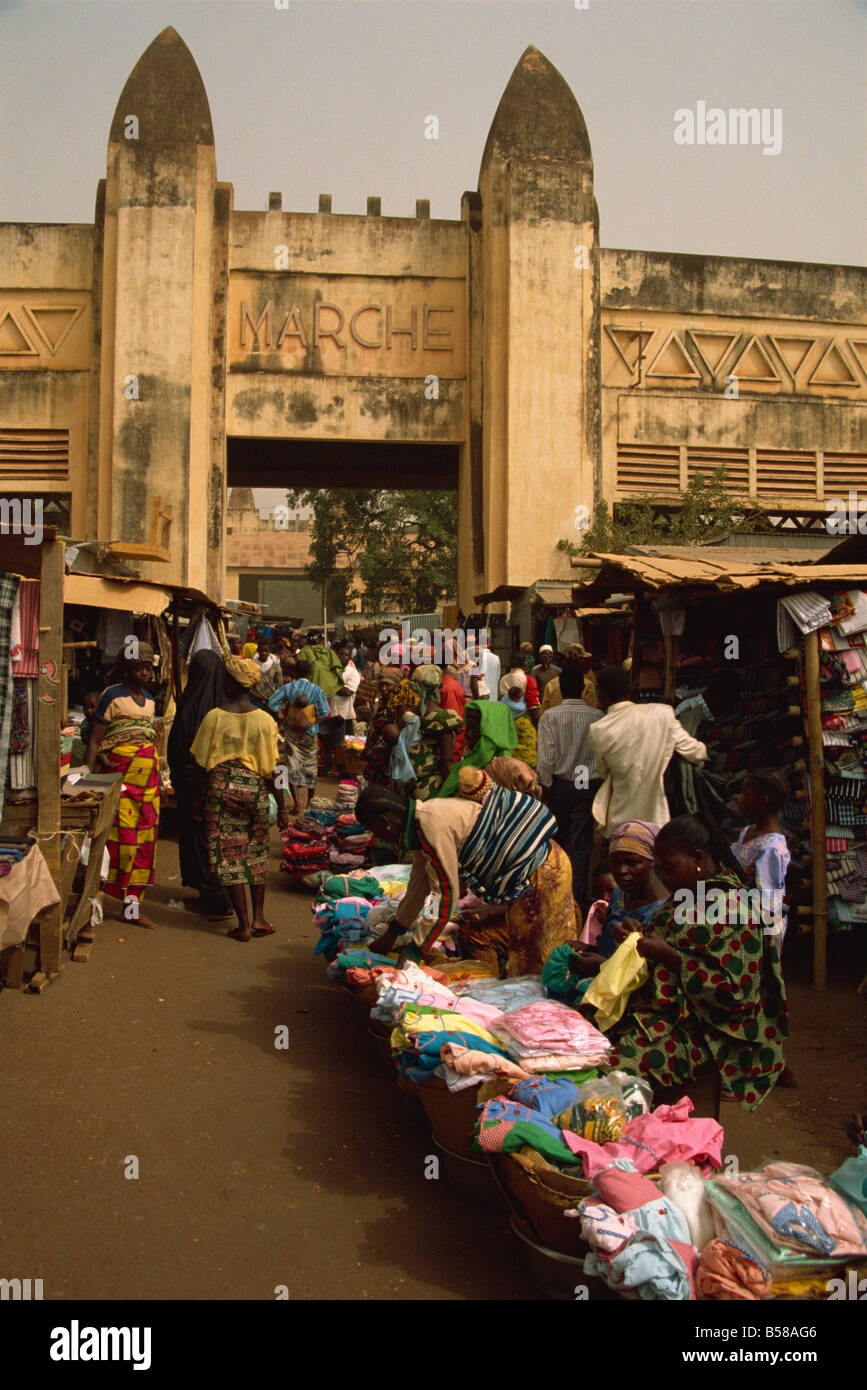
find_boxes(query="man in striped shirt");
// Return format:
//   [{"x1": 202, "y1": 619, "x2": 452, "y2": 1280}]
[{"x1": 537, "y1": 665, "x2": 603, "y2": 912}]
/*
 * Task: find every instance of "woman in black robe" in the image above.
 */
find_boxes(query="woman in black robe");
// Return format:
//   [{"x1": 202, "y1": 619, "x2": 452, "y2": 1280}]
[{"x1": 167, "y1": 650, "x2": 233, "y2": 919}]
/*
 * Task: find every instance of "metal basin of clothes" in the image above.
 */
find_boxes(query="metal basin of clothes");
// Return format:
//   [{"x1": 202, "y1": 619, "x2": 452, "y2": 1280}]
[
  {"x1": 317, "y1": 716, "x2": 346, "y2": 751},
  {"x1": 432, "y1": 1136, "x2": 505, "y2": 1211},
  {"x1": 341, "y1": 982, "x2": 377, "y2": 1032},
  {"x1": 487, "y1": 1146, "x2": 662, "y2": 1259},
  {"x1": 508, "y1": 1218, "x2": 618, "y2": 1302},
  {"x1": 365, "y1": 1020, "x2": 396, "y2": 1075},
  {"x1": 410, "y1": 1075, "x2": 512, "y2": 1156}
]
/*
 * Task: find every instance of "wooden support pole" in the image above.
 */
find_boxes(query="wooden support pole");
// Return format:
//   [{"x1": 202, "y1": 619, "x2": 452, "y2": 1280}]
[
  {"x1": 804, "y1": 629, "x2": 828, "y2": 990},
  {"x1": 36, "y1": 538, "x2": 65, "y2": 977},
  {"x1": 171, "y1": 591, "x2": 181, "y2": 703},
  {"x1": 629, "y1": 594, "x2": 642, "y2": 701},
  {"x1": 663, "y1": 633, "x2": 680, "y2": 704}
]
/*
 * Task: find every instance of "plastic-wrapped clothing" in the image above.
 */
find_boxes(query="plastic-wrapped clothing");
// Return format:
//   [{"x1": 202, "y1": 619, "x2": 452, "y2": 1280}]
[
  {"x1": 659, "y1": 1161, "x2": 716, "y2": 1250},
  {"x1": 582, "y1": 932, "x2": 648, "y2": 1031},
  {"x1": 829, "y1": 1146, "x2": 867, "y2": 1216},
  {"x1": 458, "y1": 974, "x2": 546, "y2": 1013},
  {"x1": 710, "y1": 1161, "x2": 867, "y2": 1258}
]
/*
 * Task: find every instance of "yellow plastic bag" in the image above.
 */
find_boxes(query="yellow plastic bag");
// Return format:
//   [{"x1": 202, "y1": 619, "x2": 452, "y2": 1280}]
[{"x1": 583, "y1": 931, "x2": 648, "y2": 1032}]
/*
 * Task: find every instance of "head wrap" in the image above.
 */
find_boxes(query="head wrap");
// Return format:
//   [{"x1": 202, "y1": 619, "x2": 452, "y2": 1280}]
[
  {"x1": 411, "y1": 663, "x2": 442, "y2": 715},
  {"x1": 385, "y1": 677, "x2": 421, "y2": 713},
  {"x1": 437, "y1": 698, "x2": 517, "y2": 798},
  {"x1": 225, "y1": 656, "x2": 261, "y2": 689},
  {"x1": 608, "y1": 819, "x2": 659, "y2": 860},
  {"x1": 564, "y1": 642, "x2": 589, "y2": 660},
  {"x1": 539, "y1": 644, "x2": 554, "y2": 655},
  {"x1": 458, "y1": 766, "x2": 494, "y2": 804}
]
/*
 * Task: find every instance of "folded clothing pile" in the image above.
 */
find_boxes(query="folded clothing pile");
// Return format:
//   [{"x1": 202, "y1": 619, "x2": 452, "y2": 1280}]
[
  {"x1": 453, "y1": 973, "x2": 546, "y2": 1014},
  {"x1": 704, "y1": 1161, "x2": 867, "y2": 1282},
  {"x1": 313, "y1": 896, "x2": 374, "y2": 960},
  {"x1": 390, "y1": 1004, "x2": 515, "y2": 1085},
  {"x1": 476, "y1": 1091, "x2": 724, "y2": 1178},
  {"x1": 490, "y1": 999, "x2": 612, "y2": 1072},
  {"x1": 334, "y1": 778, "x2": 359, "y2": 811},
  {"x1": 578, "y1": 1159, "x2": 698, "y2": 1301}
]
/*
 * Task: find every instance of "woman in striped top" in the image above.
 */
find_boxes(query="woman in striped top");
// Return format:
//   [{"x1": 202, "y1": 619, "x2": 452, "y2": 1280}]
[{"x1": 355, "y1": 782, "x2": 579, "y2": 976}]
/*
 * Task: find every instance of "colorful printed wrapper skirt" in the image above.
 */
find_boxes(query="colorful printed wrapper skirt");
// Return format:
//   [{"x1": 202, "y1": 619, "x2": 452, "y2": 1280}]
[
  {"x1": 205, "y1": 759, "x2": 271, "y2": 886},
  {"x1": 104, "y1": 742, "x2": 160, "y2": 901},
  {"x1": 459, "y1": 841, "x2": 579, "y2": 978}
]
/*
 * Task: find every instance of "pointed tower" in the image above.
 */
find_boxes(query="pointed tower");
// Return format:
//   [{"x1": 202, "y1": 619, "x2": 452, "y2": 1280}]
[
  {"x1": 88, "y1": 27, "x2": 231, "y2": 596},
  {"x1": 466, "y1": 45, "x2": 600, "y2": 601}
]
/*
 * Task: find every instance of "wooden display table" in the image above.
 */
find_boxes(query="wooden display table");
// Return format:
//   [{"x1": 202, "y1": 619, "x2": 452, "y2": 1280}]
[{"x1": 0, "y1": 773, "x2": 121, "y2": 986}]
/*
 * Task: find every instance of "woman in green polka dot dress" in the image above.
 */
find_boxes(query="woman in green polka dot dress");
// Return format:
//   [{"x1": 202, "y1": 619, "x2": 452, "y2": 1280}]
[{"x1": 605, "y1": 815, "x2": 787, "y2": 1110}]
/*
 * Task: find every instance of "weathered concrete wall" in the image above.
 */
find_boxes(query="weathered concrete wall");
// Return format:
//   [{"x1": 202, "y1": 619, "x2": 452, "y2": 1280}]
[
  {"x1": 599, "y1": 248, "x2": 867, "y2": 508},
  {"x1": 477, "y1": 47, "x2": 599, "y2": 599},
  {"x1": 225, "y1": 210, "x2": 466, "y2": 451},
  {"x1": 0, "y1": 225, "x2": 93, "y2": 535}
]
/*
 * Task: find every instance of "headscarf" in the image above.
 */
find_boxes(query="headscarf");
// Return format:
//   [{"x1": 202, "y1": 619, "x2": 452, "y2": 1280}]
[
  {"x1": 385, "y1": 678, "x2": 420, "y2": 713},
  {"x1": 458, "y1": 767, "x2": 493, "y2": 804},
  {"x1": 487, "y1": 756, "x2": 540, "y2": 799},
  {"x1": 437, "y1": 698, "x2": 517, "y2": 798},
  {"x1": 225, "y1": 655, "x2": 261, "y2": 689},
  {"x1": 608, "y1": 819, "x2": 659, "y2": 860},
  {"x1": 242, "y1": 641, "x2": 258, "y2": 659},
  {"x1": 167, "y1": 650, "x2": 226, "y2": 779},
  {"x1": 411, "y1": 663, "x2": 442, "y2": 715},
  {"x1": 105, "y1": 640, "x2": 156, "y2": 687}
]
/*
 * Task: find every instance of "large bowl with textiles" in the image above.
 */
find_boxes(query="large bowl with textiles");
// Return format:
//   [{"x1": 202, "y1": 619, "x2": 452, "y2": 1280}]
[
  {"x1": 487, "y1": 1145, "x2": 659, "y2": 1259},
  {"x1": 317, "y1": 716, "x2": 346, "y2": 751},
  {"x1": 509, "y1": 1218, "x2": 618, "y2": 1302}
]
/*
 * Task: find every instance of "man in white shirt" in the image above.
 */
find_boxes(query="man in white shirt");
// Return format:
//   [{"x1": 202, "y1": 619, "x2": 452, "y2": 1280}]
[
  {"x1": 330, "y1": 642, "x2": 361, "y2": 729},
  {"x1": 469, "y1": 631, "x2": 501, "y2": 699},
  {"x1": 537, "y1": 665, "x2": 603, "y2": 910},
  {"x1": 589, "y1": 665, "x2": 707, "y2": 835}
]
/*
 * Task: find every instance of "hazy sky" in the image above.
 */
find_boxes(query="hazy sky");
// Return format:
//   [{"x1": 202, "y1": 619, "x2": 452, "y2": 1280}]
[{"x1": 1, "y1": 0, "x2": 865, "y2": 267}]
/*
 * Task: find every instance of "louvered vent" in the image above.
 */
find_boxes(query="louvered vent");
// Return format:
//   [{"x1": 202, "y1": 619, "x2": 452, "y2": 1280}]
[
  {"x1": 616, "y1": 444, "x2": 680, "y2": 494},
  {"x1": 822, "y1": 453, "x2": 867, "y2": 495},
  {"x1": 687, "y1": 447, "x2": 750, "y2": 494},
  {"x1": 0, "y1": 428, "x2": 69, "y2": 481},
  {"x1": 755, "y1": 450, "x2": 817, "y2": 498}
]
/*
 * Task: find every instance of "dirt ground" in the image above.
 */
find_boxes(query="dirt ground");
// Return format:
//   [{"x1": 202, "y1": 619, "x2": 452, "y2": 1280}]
[{"x1": 0, "y1": 789, "x2": 864, "y2": 1301}]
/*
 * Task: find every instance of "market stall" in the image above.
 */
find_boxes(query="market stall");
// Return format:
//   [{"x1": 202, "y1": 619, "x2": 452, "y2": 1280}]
[
  {"x1": 0, "y1": 533, "x2": 259, "y2": 988},
  {"x1": 570, "y1": 544, "x2": 867, "y2": 989}
]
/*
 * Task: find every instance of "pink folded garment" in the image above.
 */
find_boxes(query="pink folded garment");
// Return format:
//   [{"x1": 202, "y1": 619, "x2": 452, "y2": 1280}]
[
  {"x1": 451, "y1": 997, "x2": 504, "y2": 1028},
  {"x1": 520, "y1": 1051, "x2": 612, "y2": 1073},
  {"x1": 440, "y1": 1043, "x2": 530, "y2": 1081},
  {"x1": 579, "y1": 1203, "x2": 638, "y2": 1252},
  {"x1": 494, "y1": 999, "x2": 605, "y2": 1050},
  {"x1": 563, "y1": 1097, "x2": 724, "y2": 1179}
]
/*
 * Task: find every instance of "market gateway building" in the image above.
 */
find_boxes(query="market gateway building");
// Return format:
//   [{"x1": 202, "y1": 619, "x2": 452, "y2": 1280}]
[{"x1": 0, "y1": 28, "x2": 865, "y2": 609}]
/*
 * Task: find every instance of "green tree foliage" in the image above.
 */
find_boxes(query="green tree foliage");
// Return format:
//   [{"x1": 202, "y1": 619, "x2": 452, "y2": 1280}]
[
  {"x1": 286, "y1": 487, "x2": 458, "y2": 614},
  {"x1": 557, "y1": 469, "x2": 766, "y2": 556}
]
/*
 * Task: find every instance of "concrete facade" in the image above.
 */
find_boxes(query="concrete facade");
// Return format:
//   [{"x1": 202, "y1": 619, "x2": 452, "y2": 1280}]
[{"x1": 0, "y1": 29, "x2": 865, "y2": 609}]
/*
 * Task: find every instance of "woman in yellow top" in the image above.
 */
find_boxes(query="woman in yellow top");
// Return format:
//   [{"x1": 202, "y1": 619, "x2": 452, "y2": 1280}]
[{"x1": 190, "y1": 657, "x2": 289, "y2": 941}]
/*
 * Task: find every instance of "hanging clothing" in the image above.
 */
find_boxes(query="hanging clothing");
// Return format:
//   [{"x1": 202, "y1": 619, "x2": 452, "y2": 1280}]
[
  {"x1": 0, "y1": 571, "x2": 21, "y2": 823},
  {"x1": 10, "y1": 578, "x2": 39, "y2": 677}
]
